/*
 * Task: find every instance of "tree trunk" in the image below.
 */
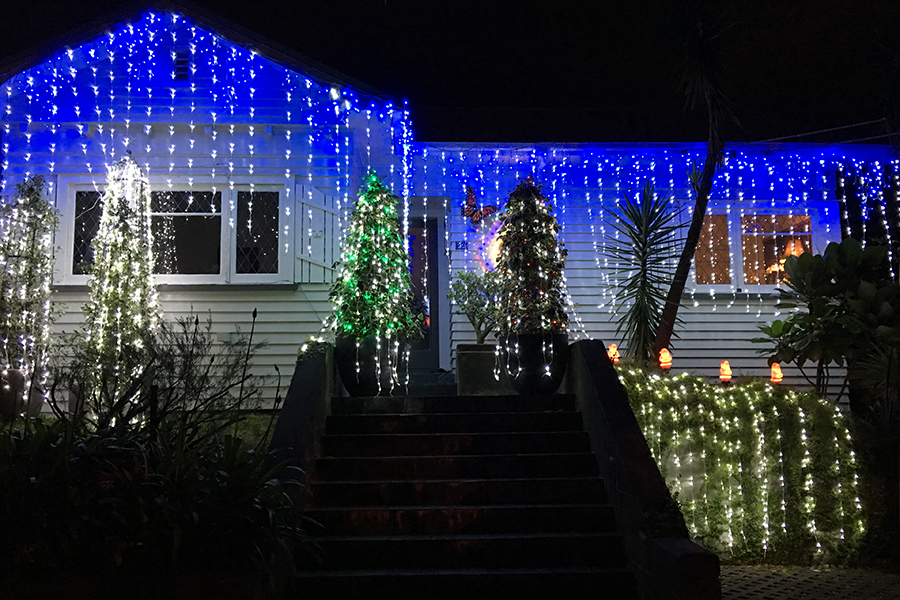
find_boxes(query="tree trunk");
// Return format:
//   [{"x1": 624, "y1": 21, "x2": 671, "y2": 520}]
[{"x1": 654, "y1": 108, "x2": 724, "y2": 356}]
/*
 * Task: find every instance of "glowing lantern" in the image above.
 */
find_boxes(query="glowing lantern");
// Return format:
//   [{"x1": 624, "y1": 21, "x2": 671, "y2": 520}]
[
  {"x1": 720, "y1": 360, "x2": 732, "y2": 384},
  {"x1": 771, "y1": 362, "x2": 784, "y2": 385},
  {"x1": 658, "y1": 348, "x2": 672, "y2": 370},
  {"x1": 607, "y1": 344, "x2": 620, "y2": 365}
]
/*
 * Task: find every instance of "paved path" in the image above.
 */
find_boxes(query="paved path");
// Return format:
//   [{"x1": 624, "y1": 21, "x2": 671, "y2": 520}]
[{"x1": 722, "y1": 565, "x2": 900, "y2": 600}]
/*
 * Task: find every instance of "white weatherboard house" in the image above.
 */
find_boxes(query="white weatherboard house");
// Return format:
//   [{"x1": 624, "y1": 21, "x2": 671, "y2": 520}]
[{"x1": 1, "y1": 1, "x2": 896, "y2": 399}]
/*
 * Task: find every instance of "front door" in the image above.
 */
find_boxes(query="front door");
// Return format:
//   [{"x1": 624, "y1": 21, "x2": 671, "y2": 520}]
[{"x1": 407, "y1": 218, "x2": 440, "y2": 371}]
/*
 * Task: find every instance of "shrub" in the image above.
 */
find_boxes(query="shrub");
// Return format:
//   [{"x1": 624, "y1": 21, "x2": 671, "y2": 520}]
[
  {"x1": 0, "y1": 314, "x2": 313, "y2": 594},
  {"x1": 619, "y1": 366, "x2": 864, "y2": 564}
]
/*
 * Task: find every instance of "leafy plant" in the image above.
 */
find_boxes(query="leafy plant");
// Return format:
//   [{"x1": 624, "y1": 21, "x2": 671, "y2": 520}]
[
  {"x1": 495, "y1": 176, "x2": 569, "y2": 334},
  {"x1": 0, "y1": 314, "x2": 312, "y2": 594},
  {"x1": 0, "y1": 175, "x2": 59, "y2": 388},
  {"x1": 81, "y1": 154, "x2": 161, "y2": 396},
  {"x1": 606, "y1": 182, "x2": 685, "y2": 360},
  {"x1": 620, "y1": 365, "x2": 863, "y2": 564},
  {"x1": 753, "y1": 237, "x2": 899, "y2": 398},
  {"x1": 328, "y1": 171, "x2": 420, "y2": 342},
  {"x1": 448, "y1": 270, "x2": 502, "y2": 344}
]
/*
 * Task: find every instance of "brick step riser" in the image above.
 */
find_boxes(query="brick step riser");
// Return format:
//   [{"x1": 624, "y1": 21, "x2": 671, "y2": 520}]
[
  {"x1": 313, "y1": 535, "x2": 628, "y2": 569},
  {"x1": 321, "y1": 432, "x2": 591, "y2": 457},
  {"x1": 314, "y1": 454, "x2": 599, "y2": 481},
  {"x1": 331, "y1": 395, "x2": 576, "y2": 415},
  {"x1": 308, "y1": 478, "x2": 607, "y2": 508},
  {"x1": 296, "y1": 571, "x2": 638, "y2": 600},
  {"x1": 325, "y1": 412, "x2": 584, "y2": 435},
  {"x1": 305, "y1": 505, "x2": 618, "y2": 535}
]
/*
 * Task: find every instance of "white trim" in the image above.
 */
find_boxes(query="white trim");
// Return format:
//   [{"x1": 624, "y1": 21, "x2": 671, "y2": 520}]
[
  {"x1": 688, "y1": 201, "x2": 841, "y2": 296},
  {"x1": 55, "y1": 175, "x2": 293, "y2": 286}
]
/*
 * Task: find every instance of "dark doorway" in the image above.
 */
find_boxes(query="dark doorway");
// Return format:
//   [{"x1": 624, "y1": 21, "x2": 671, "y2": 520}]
[{"x1": 408, "y1": 218, "x2": 440, "y2": 371}]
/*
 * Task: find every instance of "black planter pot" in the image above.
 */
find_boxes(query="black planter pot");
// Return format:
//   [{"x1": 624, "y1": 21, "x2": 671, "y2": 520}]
[
  {"x1": 335, "y1": 335, "x2": 408, "y2": 397},
  {"x1": 497, "y1": 333, "x2": 569, "y2": 395}
]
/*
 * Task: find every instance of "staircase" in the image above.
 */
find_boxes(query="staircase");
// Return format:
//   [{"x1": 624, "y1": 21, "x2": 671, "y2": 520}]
[{"x1": 297, "y1": 393, "x2": 639, "y2": 599}]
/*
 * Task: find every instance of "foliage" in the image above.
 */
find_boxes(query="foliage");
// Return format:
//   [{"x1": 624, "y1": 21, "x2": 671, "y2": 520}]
[
  {"x1": 329, "y1": 171, "x2": 421, "y2": 342},
  {"x1": 0, "y1": 175, "x2": 59, "y2": 384},
  {"x1": 606, "y1": 182, "x2": 685, "y2": 360},
  {"x1": 82, "y1": 154, "x2": 161, "y2": 386},
  {"x1": 495, "y1": 176, "x2": 569, "y2": 334},
  {"x1": 620, "y1": 366, "x2": 864, "y2": 564},
  {"x1": 0, "y1": 314, "x2": 312, "y2": 594},
  {"x1": 753, "y1": 238, "x2": 900, "y2": 397},
  {"x1": 447, "y1": 269, "x2": 502, "y2": 344}
]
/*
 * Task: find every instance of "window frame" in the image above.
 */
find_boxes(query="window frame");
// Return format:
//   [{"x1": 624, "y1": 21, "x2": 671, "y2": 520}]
[
  {"x1": 689, "y1": 201, "x2": 837, "y2": 295},
  {"x1": 55, "y1": 176, "x2": 292, "y2": 286}
]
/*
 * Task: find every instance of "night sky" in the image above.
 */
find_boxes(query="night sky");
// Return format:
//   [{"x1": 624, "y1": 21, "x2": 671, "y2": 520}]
[{"x1": 1, "y1": 0, "x2": 898, "y2": 144}]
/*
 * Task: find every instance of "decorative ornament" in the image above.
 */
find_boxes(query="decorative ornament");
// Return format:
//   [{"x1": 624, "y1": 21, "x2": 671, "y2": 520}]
[
  {"x1": 771, "y1": 362, "x2": 784, "y2": 384},
  {"x1": 463, "y1": 185, "x2": 498, "y2": 225},
  {"x1": 607, "y1": 343, "x2": 620, "y2": 365},
  {"x1": 659, "y1": 348, "x2": 672, "y2": 370},
  {"x1": 720, "y1": 360, "x2": 732, "y2": 385}
]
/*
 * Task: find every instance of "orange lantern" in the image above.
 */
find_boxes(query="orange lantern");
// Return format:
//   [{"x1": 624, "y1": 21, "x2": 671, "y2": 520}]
[
  {"x1": 771, "y1": 362, "x2": 784, "y2": 385},
  {"x1": 607, "y1": 343, "x2": 620, "y2": 365},
  {"x1": 658, "y1": 348, "x2": 672, "y2": 370},
  {"x1": 720, "y1": 360, "x2": 732, "y2": 384}
]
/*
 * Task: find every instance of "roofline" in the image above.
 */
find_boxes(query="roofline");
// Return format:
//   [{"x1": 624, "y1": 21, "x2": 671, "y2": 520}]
[{"x1": 0, "y1": 0, "x2": 392, "y2": 102}]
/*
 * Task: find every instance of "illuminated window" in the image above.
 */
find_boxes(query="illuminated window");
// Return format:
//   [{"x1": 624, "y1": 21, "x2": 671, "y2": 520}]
[
  {"x1": 695, "y1": 213, "x2": 731, "y2": 285},
  {"x1": 740, "y1": 214, "x2": 812, "y2": 285}
]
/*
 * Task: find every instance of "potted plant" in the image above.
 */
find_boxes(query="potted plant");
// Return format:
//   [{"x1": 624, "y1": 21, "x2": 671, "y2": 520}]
[
  {"x1": 448, "y1": 269, "x2": 515, "y2": 395},
  {"x1": 328, "y1": 172, "x2": 421, "y2": 396},
  {"x1": 494, "y1": 176, "x2": 570, "y2": 394}
]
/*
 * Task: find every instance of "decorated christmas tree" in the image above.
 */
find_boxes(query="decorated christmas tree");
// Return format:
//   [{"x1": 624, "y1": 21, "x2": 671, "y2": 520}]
[
  {"x1": 329, "y1": 171, "x2": 420, "y2": 342},
  {"x1": 83, "y1": 154, "x2": 160, "y2": 379},
  {"x1": 495, "y1": 176, "x2": 569, "y2": 334},
  {"x1": 0, "y1": 175, "x2": 59, "y2": 403}
]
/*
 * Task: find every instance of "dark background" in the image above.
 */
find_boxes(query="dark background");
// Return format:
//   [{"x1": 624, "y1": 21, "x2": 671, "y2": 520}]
[{"x1": 1, "y1": 0, "x2": 899, "y2": 145}]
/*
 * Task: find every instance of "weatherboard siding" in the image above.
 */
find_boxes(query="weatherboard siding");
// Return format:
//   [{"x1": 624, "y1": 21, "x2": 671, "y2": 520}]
[{"x1": 51, "y1": 285, "x2": 333, "y2": 406}]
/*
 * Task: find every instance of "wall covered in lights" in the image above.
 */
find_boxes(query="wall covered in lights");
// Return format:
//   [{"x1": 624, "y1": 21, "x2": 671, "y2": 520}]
[
  {"x1": 1, "y1": 3, "x2": 898, "y2": 396},
  {"x1": 0, "y1": 5, "x2": 413, "y2": 399},
  {"x1": 416, "y1": 142, "x2": 898, "y2": 391}
]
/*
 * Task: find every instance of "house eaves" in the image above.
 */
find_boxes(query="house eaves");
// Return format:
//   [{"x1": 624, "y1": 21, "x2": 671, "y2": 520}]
[{"x1": 0, "y1": 0, "x2": 391, "y2": 103}]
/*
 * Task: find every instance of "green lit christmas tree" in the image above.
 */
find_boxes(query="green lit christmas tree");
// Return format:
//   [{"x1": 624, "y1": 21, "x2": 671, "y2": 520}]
[
  {"x1": 329, "y1": 171, "x2": 419, "y2": 341},
  {"x1": 0, "y1": 175, "x2": 59, "y2": 404},
  {"x1": 495, "y1": 176, "x2": 569, "y2": 334},
  {"x1": 82, "y1": 154, "x2": 161, "y2": 380}
]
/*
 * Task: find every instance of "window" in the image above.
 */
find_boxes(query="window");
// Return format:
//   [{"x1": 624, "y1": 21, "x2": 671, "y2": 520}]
[
  {"x1": 64, "y1": 183, "x2": 285, "y2": 284},
  {"x1": 740, "y1": 214, "x2": 811, "y2": 285},
  {"x1": 695, "y1": 214, "x2": 731, "y2": 285},
  {"x1": 695, "y1": 210, "x2": 819, "y2": 288}
]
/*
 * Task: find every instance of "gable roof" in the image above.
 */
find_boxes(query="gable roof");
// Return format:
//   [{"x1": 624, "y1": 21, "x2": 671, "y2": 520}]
[{"x1": 0, "y1": 0, "x2": 390, "y2": 102}]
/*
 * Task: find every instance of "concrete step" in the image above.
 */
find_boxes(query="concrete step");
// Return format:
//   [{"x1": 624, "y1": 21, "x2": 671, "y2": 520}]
[
  {"x1": 312, "y1": 532, "x2": 628, "y2": 569},
  {"x1": 331, "y1": 394, "x2": 576, "y2": 415},
  {"x1": 325, "y1": 411, "x2": 584, "y2": 434},
  {"x1": 294, "y1": 567, "x2": 638, "y2": 600},
  {"x1": 313, "y1": 452, "x2": 599, "y2": 481},
  {"x1": 305, "y1": 504, "x2": 618, "y2": 536},
  {"x1": 321, "y1": 431, "x2": 592, "y2": 457},
  {"x1": 308, "y1": 477, "x2": 607, "y2": 507}
]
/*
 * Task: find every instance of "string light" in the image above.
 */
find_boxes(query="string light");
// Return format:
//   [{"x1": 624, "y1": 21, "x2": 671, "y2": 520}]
[{"x1": 620, "y1": 367, "x2": 863, "y2": 561}]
